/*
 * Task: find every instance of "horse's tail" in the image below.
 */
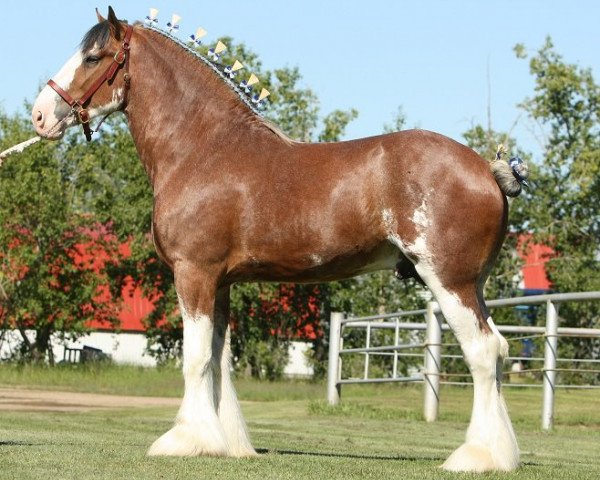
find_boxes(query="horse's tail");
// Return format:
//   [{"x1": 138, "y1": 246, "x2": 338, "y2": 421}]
[{"x1": 489, "y1": 144, "x2": 529, "y2": 197}]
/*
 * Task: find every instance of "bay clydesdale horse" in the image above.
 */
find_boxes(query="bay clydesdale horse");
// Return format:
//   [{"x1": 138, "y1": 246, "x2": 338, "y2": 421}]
[{"x1": 31, "y1": 7, "x2": 528, "y2": 472}]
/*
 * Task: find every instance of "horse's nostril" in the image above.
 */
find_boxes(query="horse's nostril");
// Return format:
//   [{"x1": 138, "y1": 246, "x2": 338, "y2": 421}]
[{"x1": 33, "y1": 111, "x2": 45, "y2": 127}]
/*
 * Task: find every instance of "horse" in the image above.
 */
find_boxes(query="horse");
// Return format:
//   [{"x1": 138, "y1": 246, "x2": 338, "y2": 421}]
[{"x1": 31, "y1": 7, "x2": 527, "y2": 472}]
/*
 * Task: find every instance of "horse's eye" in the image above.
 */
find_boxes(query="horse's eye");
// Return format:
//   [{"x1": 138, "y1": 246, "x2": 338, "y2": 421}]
[{"x1": 85, "y1": 55, "x2": 101, "y2": 65}]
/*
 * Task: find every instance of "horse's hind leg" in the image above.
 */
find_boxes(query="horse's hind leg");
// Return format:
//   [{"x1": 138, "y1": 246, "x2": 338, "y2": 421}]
[
  {"x1": 213, "y1": 287, "x2": 256, "y2": 457},
  {"x1": 148, "y1": 267, "x2": 229, "y2": 456},
  {"x1": 416, "y1": 263, "x2": 519, "y2": 472}
]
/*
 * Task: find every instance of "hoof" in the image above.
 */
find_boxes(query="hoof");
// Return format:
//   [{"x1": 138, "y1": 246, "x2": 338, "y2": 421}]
[
  {"x1": 442, "y1": 442, "x2": 519, "y2": 472},
  {"x1": 148, "y1": 423, "x2": 229, "y2": 457}
]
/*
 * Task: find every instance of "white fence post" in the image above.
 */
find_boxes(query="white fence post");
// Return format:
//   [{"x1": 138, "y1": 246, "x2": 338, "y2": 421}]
[
  {"x1": 363, "y1": 322, "x2": 371, "y2": 379},
  {"x1": 392, "y1": 318, "x2": 400, "y2": 378},
  {"x1": 423, "y1": 301, "x2": 442, "y2": 422},
  {"x1": 542, "y1": 300, "x2": 559, "y2": 430},
  {"x1": 327, "y1": 312, "x2": 344, "y2": 405}
]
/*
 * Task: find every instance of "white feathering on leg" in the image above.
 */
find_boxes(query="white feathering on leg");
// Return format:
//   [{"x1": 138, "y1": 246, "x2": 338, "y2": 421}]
[
  {"x1": 217, "y1": 327, "x2": 256, "y2": 457},
  {"x1": 412, "y1": 261, "x2": 519, "y2": 472},
  {"x1": 148, "y1": 309, "x2": 230, "y2": 456}
]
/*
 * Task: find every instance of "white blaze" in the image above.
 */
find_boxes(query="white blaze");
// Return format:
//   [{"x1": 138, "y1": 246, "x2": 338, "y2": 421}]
[
  {"x1": 32, "y1": 43, "x2": 125, "y2": 139},
  {"x1": 33, "y1": 50, "x2": 83, "y2": 135}
]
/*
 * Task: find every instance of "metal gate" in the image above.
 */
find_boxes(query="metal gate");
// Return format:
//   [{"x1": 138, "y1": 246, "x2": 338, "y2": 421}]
[{"x1": 327, "y1": 291, "x2": 600, "y2": 429}]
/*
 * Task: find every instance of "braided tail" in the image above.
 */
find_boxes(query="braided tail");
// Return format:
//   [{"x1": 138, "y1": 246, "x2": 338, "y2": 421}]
[{"x1": 490, "y1": 144, "x2": 529, "y2": 197}]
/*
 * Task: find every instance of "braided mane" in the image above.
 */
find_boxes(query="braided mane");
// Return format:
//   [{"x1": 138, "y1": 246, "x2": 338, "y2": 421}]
[
  {"x1": 80, "y1": 19, "x2": 291, "y2": 143},
  {"x1": 142, "y1": 23, "x2": 292, "y2": 143},
  {"x1": 143, "y1": 24, "x2": 263, "y2": 115}
]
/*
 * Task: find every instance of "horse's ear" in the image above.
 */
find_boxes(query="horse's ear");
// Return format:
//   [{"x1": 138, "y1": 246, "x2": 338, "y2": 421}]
[
  {"x1": 96, "y1": 8, "x2": 106, "y2": 23},
  {"x1": 107, "y1": 6, "x2": 122, "y2": 41}
]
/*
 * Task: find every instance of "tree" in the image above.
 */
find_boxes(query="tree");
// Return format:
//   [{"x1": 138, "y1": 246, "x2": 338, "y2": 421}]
[
  {"x1": 197, "y1": 37, "x2": 358, "y2": 143},
  {"x1": 319, "y1": 109, "x2": 359, "y2": 142},
  {"x1": 515, "y1": 38, "x2": 600, "y2": 369},
  {"x1": 382, "y1": 106, "x2": 407, "y2": 134},
  {"x1": 0, "y1": 109, "x2": 123, "y2": 362}
]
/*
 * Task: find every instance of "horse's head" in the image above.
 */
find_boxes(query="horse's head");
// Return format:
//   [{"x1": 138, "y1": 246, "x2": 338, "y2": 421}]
[{"x1": 32, "y1": 7, "x2": 132, "y2": 140}]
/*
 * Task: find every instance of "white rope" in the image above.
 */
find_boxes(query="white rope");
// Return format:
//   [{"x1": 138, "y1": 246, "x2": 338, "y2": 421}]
[{"x1": 0, "y1": 136, "x2": 41, "y2": 164}]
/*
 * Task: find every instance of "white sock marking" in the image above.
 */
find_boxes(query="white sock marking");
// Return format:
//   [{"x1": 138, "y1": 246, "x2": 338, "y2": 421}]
[
  {"x1": 148, "y1": 303, "x2": 229, "y2": 456},
  {"x1": 385, "y1": 203, "x2": 518, "y2": 472}
]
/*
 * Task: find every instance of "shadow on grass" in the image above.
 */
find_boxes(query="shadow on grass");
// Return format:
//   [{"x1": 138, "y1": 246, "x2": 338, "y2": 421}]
[
  {"x1": 256, "y1": 447, "x2": 443, "y2": 462},
  {"x1": 0, "y1": 440, "x2": 41, "y2": 446},
  {"x1": 257, "y1": 448, "x2": 543, "y2": 468}
]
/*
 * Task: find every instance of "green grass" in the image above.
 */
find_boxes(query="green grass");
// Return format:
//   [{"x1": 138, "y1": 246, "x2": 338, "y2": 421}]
[
  {"x1": 0, "y1": 363, "x2": 325, "y2": 401},
  {"x1": 0, "y1": 363, "x2": 184, "y2": 397},
  {"x1": 1, "y1": 364, "x2": 599, "y2": 479}
]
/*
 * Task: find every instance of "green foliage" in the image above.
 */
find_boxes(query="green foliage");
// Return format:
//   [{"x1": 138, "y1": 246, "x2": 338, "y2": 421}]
[
  {"x1": 310, "y1": 275, "x2": 426, "y2": 380},
  {"x1": 230, "y1": 282, "x2": 318, "y2": 380},
  {"x1": 318, "y1": 108, "x2": 359, "y2": 142},
  {"x1": 0, "y1": 109, "x2": 123, "y2": 362},
  {"x1": 515, "y1": 38, "x2": 600, "y2": 361},
  {"x1": 200, "y1": 37, "x2": 359, "y2": 143},
  {"x1": 457, "y1": 39, "x2": 600, "y2": 383},
  {"x1": 459, "y1": 40, "x2": 599, "y2": 380},
  {"x1": 238, "y1": 339, "x2": 289, "y2": 381},
  {"x1": 325, "y1": 274, "x2": 424, "y2": 317},
  {"x1": 382, "y1": 106, "x2": 407, "y2": 134},
  {"x1": 267, "y1": 66, "x2": 320, "y2": 141},
  {"x1": 518, "y1": 38, "x2": 600, "y2": 277},
  {"x1": 64, "y1": 115, "x2": 152, "y2": 236}
]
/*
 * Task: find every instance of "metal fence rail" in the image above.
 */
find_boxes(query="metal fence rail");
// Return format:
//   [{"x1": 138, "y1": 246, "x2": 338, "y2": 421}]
[{"x1": 326, "y1": 291, "x2": 600, "y2": 430}]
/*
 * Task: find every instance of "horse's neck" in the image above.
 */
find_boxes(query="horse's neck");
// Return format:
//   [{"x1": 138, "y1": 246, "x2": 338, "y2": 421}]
[{"x1": 124, "y1": 28, "x2": 267, "y2": 188}]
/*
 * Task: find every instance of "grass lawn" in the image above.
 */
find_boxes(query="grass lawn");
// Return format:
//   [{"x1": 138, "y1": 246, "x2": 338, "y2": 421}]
[
  {"x1": 1, "y1": 364, "x2": 599, "y2": 479},
  {"x1": 0, "y1": 362, "x2": 324, "y2": 400}
]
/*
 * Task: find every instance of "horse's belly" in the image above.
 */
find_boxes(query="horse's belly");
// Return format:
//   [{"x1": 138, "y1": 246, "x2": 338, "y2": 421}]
[{"x1": 227, "y1": 241, "x2": 401, "y2": 283}]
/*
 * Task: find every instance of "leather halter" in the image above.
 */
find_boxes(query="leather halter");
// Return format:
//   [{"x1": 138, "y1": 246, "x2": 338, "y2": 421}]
[{"x1": 47, "y1": 24, "x2": 134, "y2": 141}]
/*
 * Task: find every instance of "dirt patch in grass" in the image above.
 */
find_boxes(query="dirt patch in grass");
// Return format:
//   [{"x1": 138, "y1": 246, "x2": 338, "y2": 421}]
[{"x1": 0, "y1": 387, "x2": 180, "y2": 412}]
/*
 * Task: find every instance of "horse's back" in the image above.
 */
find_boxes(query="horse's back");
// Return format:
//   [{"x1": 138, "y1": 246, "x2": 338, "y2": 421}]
[
  {"x1": 294, "y1": 129, "x2": 501, "y2": 194},
  {"x1": 291, "y1": 128, "x2": 505, "y2": 225}
]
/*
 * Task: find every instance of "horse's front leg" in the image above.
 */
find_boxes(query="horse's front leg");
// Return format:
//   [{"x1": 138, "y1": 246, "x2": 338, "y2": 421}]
[
  {"x1": 213, "y1": 286, "x2": 257, "y2": 456},
  {"x1": 148, "y1": 267, "x2": 229, "y2": 457}
]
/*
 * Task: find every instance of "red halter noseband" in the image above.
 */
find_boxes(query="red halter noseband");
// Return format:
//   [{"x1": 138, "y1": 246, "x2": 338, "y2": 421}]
[{"x1": 47, "y1": 24, "x2": 134, "y2": 141}]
